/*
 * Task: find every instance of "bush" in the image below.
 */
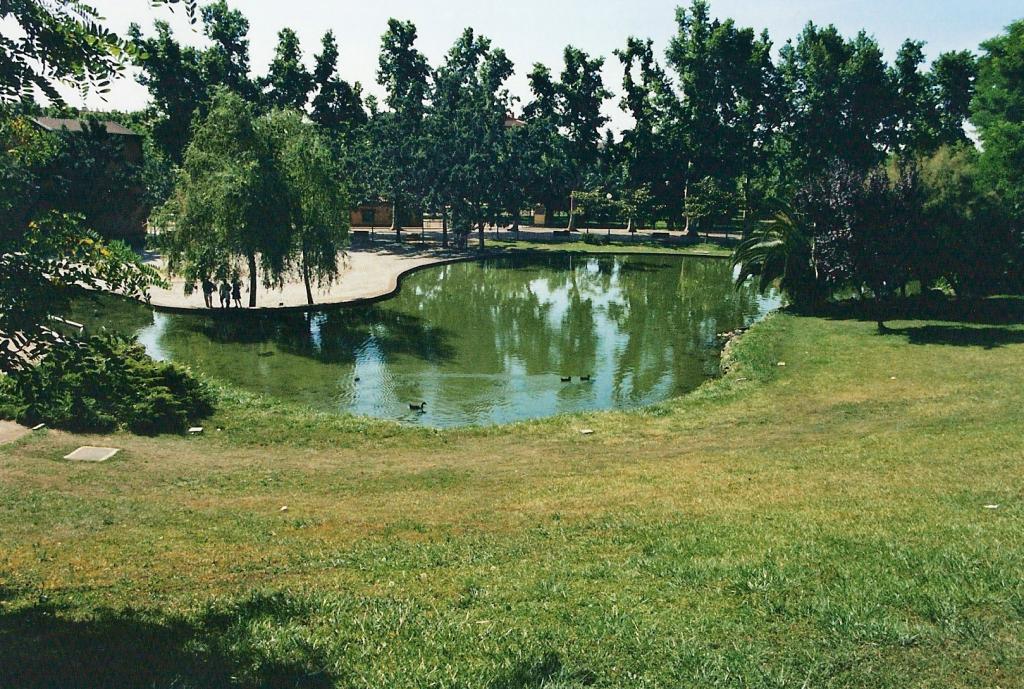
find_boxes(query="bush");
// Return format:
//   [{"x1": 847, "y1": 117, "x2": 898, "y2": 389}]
[{"x1": 6, "y1": 334, "x2": 215, "y2": 435}]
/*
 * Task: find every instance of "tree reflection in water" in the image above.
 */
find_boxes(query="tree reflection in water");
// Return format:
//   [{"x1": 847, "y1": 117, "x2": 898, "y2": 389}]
[{"x1": 79, "y1": 254, "x2": 779, "y2": 426}]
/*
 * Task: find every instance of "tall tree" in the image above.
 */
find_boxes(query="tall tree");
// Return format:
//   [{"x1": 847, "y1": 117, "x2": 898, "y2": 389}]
[
  {"x1": 263, "y1": 28, "x2": 314, "y2": 111},
  {"x1": 779, "y1": 23, "x2": 893, "y2": 180},
  {"x1": 666, "y1": 2, "x2": 780, "y2": 233},
  {"x1": 615, "y1": 37, "x2": 672, "y2": 225},
  {"x1": 889, "y1": 39, "x2": 937, "y2": 153},
  {"x1": 930, "y1": 50, "x2": 977, "y2": 148},
  {"x1": 372, "y1": 19, "x2": 430, "y2": 238},
  {"x1": 522, "y1": 64, "x2": 573, "y2": 223},
  {"x1": 558, "y1": 47, "x2": 611, "y2": 229},
  {"x1": 130, "y1": 1, "x2": 256, "y2": 161},
  {"x1": 521, "y1": 48, "x2": 609, "y2": 229},
  {"x1": 972, "y1": 20, "x2": 1024, "y2": 217},
  {"x1": 199, "y1": 0, "x2": 257, "y2": 101},
  {"x1": 428, "y1": 28, "x2": 514, "y2": 249},
  {"x1": 310, "y1": 31, "x2": 367, "y2": 134},
  {"x1": 128, "y1": 20, "x2": 207, "y2": 162},
  {"x1": 157, "y1": 89, "x2": 290, "y2": 306}
]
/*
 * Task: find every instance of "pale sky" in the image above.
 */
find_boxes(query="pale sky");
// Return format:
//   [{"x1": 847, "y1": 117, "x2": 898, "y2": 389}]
[{"x1": 42, "y1": 0, "x2": 1024, "y2": 132}]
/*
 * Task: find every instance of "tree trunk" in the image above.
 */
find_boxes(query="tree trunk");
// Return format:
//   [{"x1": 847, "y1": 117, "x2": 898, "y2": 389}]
[
  {"x1": 302, "y1": 253, "x2": 314, "y2": 305},
  {"x1": 742, "y1": 175, "x2": 753, "y2": 239},
  {"x1": 247, "y1": 252, "x2": 258, "y2": 308},
  {"x1": 478, "y1": 220, "x2": 485, "y2": 250},
  {"x1": 683, "y1": 179, "x2": 695, "y2": 237},
  {"x1": 442, "y1": 208, "x2": 449, "y2": 249},
  {"x1": 391, "y1": 195, "x2": 402, "y2": 242}
]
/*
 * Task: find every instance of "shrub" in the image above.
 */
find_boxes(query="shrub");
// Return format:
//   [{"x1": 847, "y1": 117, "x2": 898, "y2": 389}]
[{"x1": 7, "y1": 334, "x2": 215, "y2": 435}]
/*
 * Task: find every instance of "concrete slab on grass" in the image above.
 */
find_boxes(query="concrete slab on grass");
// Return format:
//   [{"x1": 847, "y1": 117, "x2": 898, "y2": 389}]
[{"x1": 63, "y1": 446, "x2": 120, "y2": 462}]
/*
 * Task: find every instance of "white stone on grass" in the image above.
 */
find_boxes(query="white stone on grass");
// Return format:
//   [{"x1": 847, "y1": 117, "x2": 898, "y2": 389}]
[{"x1": 63, "y1": 446, "x2": 119, "y2": 462}]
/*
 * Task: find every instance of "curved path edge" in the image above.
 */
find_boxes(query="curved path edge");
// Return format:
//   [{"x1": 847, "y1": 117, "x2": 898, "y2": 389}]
[
  {"x1": 143, "y1": 251, "x2": 476, "y2": 315},
  {"x1": 136, "y1": 246, "x2": 731, "y2": 314}
]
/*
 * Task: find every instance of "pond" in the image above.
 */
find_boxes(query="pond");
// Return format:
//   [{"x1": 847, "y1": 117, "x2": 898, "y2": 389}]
[{"x1": 76, "y1": 253, "x2": 779, "y2": 427}]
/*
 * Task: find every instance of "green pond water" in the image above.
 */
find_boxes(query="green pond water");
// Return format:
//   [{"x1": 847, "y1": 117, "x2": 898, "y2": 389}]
[{"x1": 77, "y1": 253, "x2": 779, "y2": 427}]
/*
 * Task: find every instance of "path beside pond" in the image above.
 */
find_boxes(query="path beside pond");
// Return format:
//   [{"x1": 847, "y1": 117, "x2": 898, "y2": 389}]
[{"x1": 144, "y1": 247, "x2": 469, "y2": 312}]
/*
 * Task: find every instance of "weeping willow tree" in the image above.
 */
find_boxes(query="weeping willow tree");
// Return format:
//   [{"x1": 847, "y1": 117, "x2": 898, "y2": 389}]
[
  {"x1": 155, "y1": 88, "x2": 291, "y2": 306},
  {"x1": 261, "y1": 110, "x2": 350, "y2": 305}
]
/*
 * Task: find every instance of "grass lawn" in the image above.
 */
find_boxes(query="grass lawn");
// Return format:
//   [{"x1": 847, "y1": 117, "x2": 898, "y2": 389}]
[{"x1": 0, "y1": 302, "x2": 1022, "y2": 688}]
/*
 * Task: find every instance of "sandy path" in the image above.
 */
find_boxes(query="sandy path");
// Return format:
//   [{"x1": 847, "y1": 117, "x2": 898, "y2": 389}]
[
  {"x1": 0, "y1": 420, "x2": 30, "y2": 446},
  {"x1": 144, "y1": 248, "x2": 470, "y2": 312}
]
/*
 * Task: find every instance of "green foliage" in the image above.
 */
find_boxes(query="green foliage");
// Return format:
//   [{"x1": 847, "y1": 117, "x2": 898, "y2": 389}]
[
  {"x1": 931, "y1": 50, "x2": 978, "y2": 148},
  {"x1": 0, "y1": 0, "x2": 189, "y2": 105},
  {"x1": 128, "y1": 1, "x2": 254, "y2": 162},
  {"x1": 198, "y1": 0, "x2": 257, "y2": 102},
  {"x1": 733, "y1": 207, "x2": 819, "y2": 308},
  {"x1": 43, "y1": 117, "x2": 148, "y2": 240},
  {"x1": 521, "y1": 46, "x2": 610, "y2": 227},
  {"x1": 261, "y1": 109, "x2": 350, "y2": 303},
  {"x1": 685, "y1": 177, "x2": 738, "y2": 229},
  {"x1": 779, "y1": 23, "x2": 893, "y2": 178},
  {"x1": 0, "y1": 116, "x2": 163, "y2": 373},
  {"x1": 263, "y1": 28, "x2": 313, "y2": 111},
  {"x1": 155, "y1": 88, "x2": 291, "y2": 306},
  {"x1": 921, "y1": 145, "x2": 1018, "y2": 296},
  {"x1": 128, "y1": 19, "x2": 210, "y2": 163},
  {"x1": 668, "y1": 2, "x2": 782, "y2": 229},
  {"x1": 310, "y1": 31, "x2": 367, "y2": 134},
  {"x1": 4, "y1": 333, "x2": 214, "y2": 434},
  {"x1": 364, "y1": 20, "x2": 431, "y2": 235},
  {"x1": 973, "y1": 20, "x2": 1024, "y2": 217},
  {"x1": 426, "y1": 28, "x2": 514, "y2": 248}
]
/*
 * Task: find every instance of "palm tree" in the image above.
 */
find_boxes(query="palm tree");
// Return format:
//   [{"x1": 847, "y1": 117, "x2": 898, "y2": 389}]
[{"x1": 732, "y1": 206, "x2": 821, "y2": 309}]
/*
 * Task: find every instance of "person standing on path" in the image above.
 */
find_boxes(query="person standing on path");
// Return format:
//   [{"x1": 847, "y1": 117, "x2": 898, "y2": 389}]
[
  {"x1": 202, "y1": 278, "x2": 215, "y2": 309},
  {"x1": 231, "y1": 278, "x2": 242, "y2": 308},
  {"x1": 219, "y1": 280, "x2": 231, "y2": 309}
]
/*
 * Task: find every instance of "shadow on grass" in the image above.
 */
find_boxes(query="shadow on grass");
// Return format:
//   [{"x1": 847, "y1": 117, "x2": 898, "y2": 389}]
[
  {"x1": 488, "y1": 652, "x2": 597, "y2": 689},
  {"x1": 884, "y1": 324, "x2": 1024, "y2": 349},
  {"x1": 812, "y1": 294, "x2": 1024, "y2": 348},
  {"x1": 817, "y1": 294, "x2": 1024, "y2": 327},
  {"x1": 0, "y1": 595, "x2": 335, "y2": 689}
]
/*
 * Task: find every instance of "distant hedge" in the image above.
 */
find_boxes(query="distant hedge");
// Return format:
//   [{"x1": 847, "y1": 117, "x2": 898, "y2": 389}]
[{"x1": 0, "y1": 334, "x2": 215, "y2": 435}]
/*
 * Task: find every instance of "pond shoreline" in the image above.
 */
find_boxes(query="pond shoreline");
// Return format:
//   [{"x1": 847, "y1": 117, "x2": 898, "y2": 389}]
[{"x1": 140, "y1": 245, "x2": 733, "y2": 314}]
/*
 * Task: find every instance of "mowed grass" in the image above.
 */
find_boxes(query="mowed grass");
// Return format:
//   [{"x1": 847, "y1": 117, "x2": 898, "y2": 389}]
[{"x1": 0, "y1": 304, "x2": 1023, "y2": 688}]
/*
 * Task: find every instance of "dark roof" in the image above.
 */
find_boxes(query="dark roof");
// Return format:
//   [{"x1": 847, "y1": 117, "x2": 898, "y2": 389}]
[{"x1": 32, "y1": 116, "x2": 141, "y2": 137}]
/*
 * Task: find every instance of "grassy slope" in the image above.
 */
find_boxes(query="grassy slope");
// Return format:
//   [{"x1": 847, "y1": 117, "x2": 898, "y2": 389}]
[{"x1": 0, "y1": 308, "x2": 1022, "y2": 688}]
